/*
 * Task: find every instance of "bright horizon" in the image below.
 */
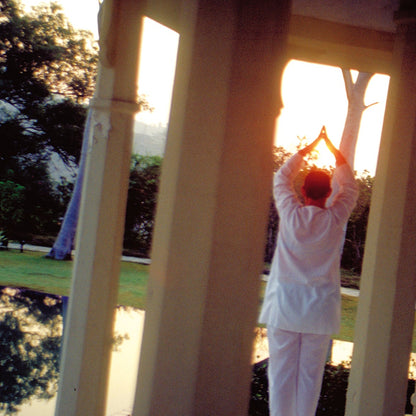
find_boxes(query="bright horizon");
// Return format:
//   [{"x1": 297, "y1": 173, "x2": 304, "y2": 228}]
[{"x1": 21, "y1": 0, "x2": 390, "y2": 175}]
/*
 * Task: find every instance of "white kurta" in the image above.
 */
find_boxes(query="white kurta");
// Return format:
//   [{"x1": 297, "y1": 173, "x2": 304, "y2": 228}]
[{"x1": 259, "y1": 153, "x2": 358, "y2": 334}]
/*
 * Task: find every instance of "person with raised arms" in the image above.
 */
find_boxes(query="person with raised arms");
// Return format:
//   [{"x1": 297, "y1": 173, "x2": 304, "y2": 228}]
[{"x1": 259, "y1": 126, "x2": 358, "y2": 416}]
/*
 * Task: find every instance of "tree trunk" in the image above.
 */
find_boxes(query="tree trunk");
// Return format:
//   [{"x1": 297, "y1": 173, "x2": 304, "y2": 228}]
[
  {"x1": 46, "y1": 109, "x2": 91, "y2": 260},
  {"x1": 339, "y1": 70, "x2": 375, "y2": 168},
  {"x1": 328, "y1": 70, "x2": 375, "y2": 205}
]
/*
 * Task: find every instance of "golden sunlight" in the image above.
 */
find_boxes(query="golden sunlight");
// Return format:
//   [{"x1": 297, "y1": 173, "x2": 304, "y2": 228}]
[
  {"x1": 20, "y1": 0, "x2": 391, "y2": 174},
  {"x1": 276, "y1": 60, "x2": 390, "y2": 174},
  {"x1": 136, "y1": 18, "x2": 179, "y2": 124},
  {"x1": 312, "y1": 136, "x2": 338, "y2": 170}
]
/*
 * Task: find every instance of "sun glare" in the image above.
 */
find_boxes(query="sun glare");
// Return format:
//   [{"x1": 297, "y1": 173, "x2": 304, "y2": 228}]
[
  {"x1": 276, "y1": 60, "x2": 390, "y2": 174},
  {"x1": 276, "y1": 60, "x2": 347, "y2": 153},
  {"x1": 312, "y1": 138, "x2": 337, "y2": 170},
  {"x1": 20, "y1": 0, "x2": 390, "y2": 174},
  {"x1": 136, "y1": 18, "x2": 179, "y2": 125}
]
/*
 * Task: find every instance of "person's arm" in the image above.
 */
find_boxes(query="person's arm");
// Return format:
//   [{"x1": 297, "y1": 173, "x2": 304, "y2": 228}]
[
  {"x1": 324, "y1": 135, "x2": 358, "y2": 219},
  {"x1": 298, "y1": 136, "x2": 321, "y2": 158},
  {"x1": 324, "y1": 136, "x2": 347, "y2": 167},
  {"x1": 273, "y1": 154, "x2": 304, "y2": 213},
  {"x1": 298, "y1": 125, "x2": 330, "y2": 157},
  {"x1": 298, "y1": 126, "x2": 326, "y2": 157},
  {"x1": 330, "y1": 164, "x2": 359, "y2": 223},
  {"x1": 275, "y1": 131, "x2": 323, "y2": 210}
]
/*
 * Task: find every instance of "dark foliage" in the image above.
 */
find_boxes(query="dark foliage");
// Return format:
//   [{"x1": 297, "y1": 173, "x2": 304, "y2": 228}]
[
  {"x1": 316, "y1": 362, "x2": 350, "y2": 415},
  {"x1": 0, "y1": 0, "x2": 97, "y2": 244},
  {"x1": 341, "y1": 173, "x2": 373, "y2": 273},
  {"x1": 0, "y1": 0, "x2": 96, "y2": 165},
  {"x1": 249, "y1": 358, "x2": 415, "y2": 415},
  {"x1": 123, "y1": 155, "x2": 163, "y2": 256},
  {"x1": 249, "y1": 359, "x2": 270, "y2": 416}
]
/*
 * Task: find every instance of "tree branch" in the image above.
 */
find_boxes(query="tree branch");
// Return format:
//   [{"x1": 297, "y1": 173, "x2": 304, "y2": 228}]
[
  {"x1": 342, "y1": 68, "x2": 354, "y2": 101},
  {"x1": 364, "y1": 101, "x2": 379, "y2": 110}
]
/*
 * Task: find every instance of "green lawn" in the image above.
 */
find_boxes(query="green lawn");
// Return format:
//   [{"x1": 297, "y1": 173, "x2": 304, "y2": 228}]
[
  {"x1": 339, "y1": 289, "x2": 416, "y2": 353},
  {"x1": 3, "y1": 248, "x2": 416, "y2": 350},
  {"x1": 339, "y1": 295, "x2": 358, "y2": 343},
  {"x1": 0, "y1": 249, "x2": 149, "y2": 309}
]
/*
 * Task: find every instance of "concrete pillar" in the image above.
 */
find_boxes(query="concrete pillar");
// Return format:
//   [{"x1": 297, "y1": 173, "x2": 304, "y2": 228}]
[
  {"x1": 133, "y1": 0, "x2": 291, "y2": 415},
  {"x1": 346, "y1": 4, "x2": 416, "y2": 416},
  {"x1": 54, "y1": 0, "x2": 144, "y2": 415}
]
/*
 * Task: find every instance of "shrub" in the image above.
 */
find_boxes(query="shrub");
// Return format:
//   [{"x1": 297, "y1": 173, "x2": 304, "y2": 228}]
[
  {"x1": 249, "y1": 359, "x2": 416, "y2": 415},
  {"x1": 249, "y1": 359, "x2": 350, "y2": 416},
  {"x1": 316, "y1": 362, "x2": 350, "y2": 415}
]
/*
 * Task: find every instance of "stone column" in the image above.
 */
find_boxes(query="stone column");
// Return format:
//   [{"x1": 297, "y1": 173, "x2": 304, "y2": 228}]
[
  {"x1": 54, "y1": 0, "x2": 144, "y2": 415},
  {"x1": 132, "y1": 0, "x2": 291, "y2": 415},
  {"x1": 345, "y1": 4, "x2": 416, "y2": 416}
]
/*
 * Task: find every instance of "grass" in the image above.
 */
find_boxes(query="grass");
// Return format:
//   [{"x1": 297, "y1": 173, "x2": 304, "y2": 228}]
[
  {"x1": 0, "y1": 249, "x2": 359, "y2": 339},
  {"x1": 339, "y1": 295, "x2": 358, "y2": 343},
  {"x1": 337, "y1": 286, "x2": 416, "y2": 353},
  {"x1": 0, "y1": 249, "x2": 149, "y2": 309},
  {"x1": 4, "y1": 249, "x2": 416, "y2": 351}
]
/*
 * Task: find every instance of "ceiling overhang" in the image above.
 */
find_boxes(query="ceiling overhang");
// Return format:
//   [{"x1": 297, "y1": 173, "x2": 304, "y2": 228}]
[
  {"x1": 143, "y1": 0, "x2": 397, "y2": 74},
  {"x1": 287, "y1": 15, "x2": 395, "y2": 74}
]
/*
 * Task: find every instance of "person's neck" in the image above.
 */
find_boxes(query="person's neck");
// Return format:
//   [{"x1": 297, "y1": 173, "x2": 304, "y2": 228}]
[{"x1": 304, "y1": 198, "x2": 327, "y2": 209}]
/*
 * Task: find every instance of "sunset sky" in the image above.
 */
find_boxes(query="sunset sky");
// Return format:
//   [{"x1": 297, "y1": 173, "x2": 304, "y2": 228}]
[
  {"x1": 277, "y1": 61, "x2": 390, "y2": 173},
  {"x1": 21, "y1": 0, "x2": 390, "y2": 174}
]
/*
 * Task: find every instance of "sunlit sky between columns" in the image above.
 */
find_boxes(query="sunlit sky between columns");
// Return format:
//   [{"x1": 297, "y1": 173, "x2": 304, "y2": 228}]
[{"x1": 22, "y1": 0, "x2": 390, "y2": 174}]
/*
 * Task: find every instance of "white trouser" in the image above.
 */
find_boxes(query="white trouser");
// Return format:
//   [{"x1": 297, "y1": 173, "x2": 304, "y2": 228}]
[{"x1": 267, "y1": 327, "x2": 331, "y2": 416}]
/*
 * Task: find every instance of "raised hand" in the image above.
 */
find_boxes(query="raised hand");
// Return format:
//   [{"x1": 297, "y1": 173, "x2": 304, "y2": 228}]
[
  {"x1": 323, "y1": 134, "x2": 347, "y2": 166},
  {"x1": 298, "y1": 136, "x2": 321, "y2": 157},
  {"x1": 318, "y1": 125, "x2": 328, "y2": 140},
  {"x1": 298, "y1": 126, "x2": 326, "y2": 157}
]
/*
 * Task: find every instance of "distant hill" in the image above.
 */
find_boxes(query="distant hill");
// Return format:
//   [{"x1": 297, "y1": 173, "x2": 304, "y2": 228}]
[
  {"x1": 2, "y1": 100, "x2": 167, "y2": 184},
  {"x1": 133, "y1": 120, "x2": 167, "y2": 156},
  {"x1": 47, "y1": 120, "x2": 167, "y2": 184}
]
